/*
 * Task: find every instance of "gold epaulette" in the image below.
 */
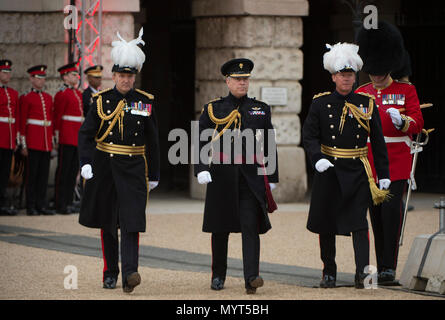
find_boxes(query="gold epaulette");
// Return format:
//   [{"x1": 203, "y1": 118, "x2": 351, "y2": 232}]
[
  {"x1": 92, "y1": 88, "x2": 112, "y2": 98},
  {"x1": 356, "y1": 92, "x2": 376, "y2": 99},
  {"x1": 312, "y1": 92, "x2": 330, "y2": 99},
  {"x1": 395, "y1": 79, "x2": 413, "y2": 85},
  {"x1": 135, "y1": 89, "x2": 154, "y2": 100},
  {"x1": 356, "y1": 82, "x2": 371, "y2": 90},
  {"x1": 207, "y1": 97, "x2": 222, "y2": 104}
]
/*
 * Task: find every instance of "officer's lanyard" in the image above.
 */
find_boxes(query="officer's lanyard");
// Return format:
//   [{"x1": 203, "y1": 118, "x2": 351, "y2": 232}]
[{"x1": 95, "y1": 95, "x2": 126, "y2": 142}]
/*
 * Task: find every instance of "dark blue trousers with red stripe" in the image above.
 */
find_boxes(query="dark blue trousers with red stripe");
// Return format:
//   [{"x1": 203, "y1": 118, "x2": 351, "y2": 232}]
[
  {"x1": 369, "y1": 179, "x2": 406, "y2": 272},
  {"x1": 101, "y1": 228, "x2": 139, "y2": 286},
  {"x1": 211, "y1": 174, "x2": 261, "y2": 287}
]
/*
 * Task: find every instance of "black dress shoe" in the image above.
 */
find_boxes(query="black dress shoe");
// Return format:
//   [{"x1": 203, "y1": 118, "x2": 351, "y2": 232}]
[
  {"x1": 103, "y1": 276, "x2": 117, "y2": 289},
  {"x1": 67, "y1": 205, "x2": 79, "y2": 214},
  {"x1": 8, "y1": 208, "x2": 18, "y2": 216},
  {"x1": 57, "y1": 207, "x2": 70, "y2": 215},
  {"x1": 246, "y1": 276, "x2": 264, "y2": 294},
  {"x1": 320, "y1": 274, "x2": 336, "y2": 288},
  {"x1": 26, "y1": 208, "x2": 40, "y2": 216},
  {"x1": 378, "y1": 269, "x2": 396, "y2": 284},
  {"x1": 355, "y1": 272, "x2": 371, "y2": 289},
  {"x1": 123, "y1": 272, "x2": 141, "y2": 293},
  {"x1": 38, "y1": 208, "x2": 56, "y2": 215},
  {"x1": 211, "y1": 277, "x2": 225, "y2": 291},
  {"x1": 1, "y1": 207, "x2": 18, "y2": 216}
]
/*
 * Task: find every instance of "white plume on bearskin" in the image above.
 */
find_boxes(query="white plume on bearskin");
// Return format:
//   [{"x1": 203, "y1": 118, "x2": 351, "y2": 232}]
[
  {"x1": 323, "y1": 42, "x2": 363, "y2": 74},
  {"x1": 111, "y1": 27, "x2": 145, "y2": 72}
]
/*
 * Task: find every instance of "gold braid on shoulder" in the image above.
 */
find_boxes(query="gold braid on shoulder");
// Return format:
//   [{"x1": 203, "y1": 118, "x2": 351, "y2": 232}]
[
  {"x1": 207, "y1": 103, "x2": 242, "y2": 141},
  {"x1": 95, "y1": 95, "x2": 127, "y2": 142}
]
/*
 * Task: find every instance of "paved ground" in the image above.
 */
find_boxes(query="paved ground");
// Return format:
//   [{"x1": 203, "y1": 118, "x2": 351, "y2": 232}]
[{"x1": 0, "y1": 191, "x2": 444, "y2": 301}]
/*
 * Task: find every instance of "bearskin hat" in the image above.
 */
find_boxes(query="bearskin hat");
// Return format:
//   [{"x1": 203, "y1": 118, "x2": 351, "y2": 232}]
[{"x1": 357, "y1": 21, "x2": 405, "y2": 76}]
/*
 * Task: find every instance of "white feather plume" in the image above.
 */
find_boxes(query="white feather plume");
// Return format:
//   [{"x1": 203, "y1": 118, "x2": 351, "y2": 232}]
[
  {"x1": 323, "y1": 42, "x2": 363, "y2": 74},
  {"x1": 111, "y1": 27, "x2": 146, "y2": 72}
]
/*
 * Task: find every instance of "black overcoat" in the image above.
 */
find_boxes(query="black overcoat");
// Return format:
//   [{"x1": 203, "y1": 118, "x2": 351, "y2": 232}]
[
  {"x1": 303, "y1": 90, "x2": 389, "y2": 235},
  {"x1": 194, "y1": 93, "x2": 279, "y2": 234},
  {"x1": 78, "y1": 87, "x2": 160, "y2": 233}
]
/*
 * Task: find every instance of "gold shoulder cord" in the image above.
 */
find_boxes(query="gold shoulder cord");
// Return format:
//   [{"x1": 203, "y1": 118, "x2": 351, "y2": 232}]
[
  {"x1": 339, "y1": 98, "x2": 374, "y2": 134},
  {"x1": 95, "y1": 95, "x2": 126, "y2": 142},
  {"x1": 207, "y1": 103, "x2": 242, "y2": 141}
]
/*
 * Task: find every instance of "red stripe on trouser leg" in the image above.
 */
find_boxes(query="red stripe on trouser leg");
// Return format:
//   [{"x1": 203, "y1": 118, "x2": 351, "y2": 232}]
[{"x1": 100, "y1": 229, "x2": 108, "y2": 282}]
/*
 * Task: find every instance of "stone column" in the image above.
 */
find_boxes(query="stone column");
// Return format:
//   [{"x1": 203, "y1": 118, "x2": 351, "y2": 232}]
[{"x1": 191, "y1": 0, "x2": 309, "y2": 202}]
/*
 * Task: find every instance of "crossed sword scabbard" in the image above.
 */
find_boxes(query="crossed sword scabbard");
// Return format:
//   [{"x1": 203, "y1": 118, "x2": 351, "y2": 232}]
[{"x1": 399, "y1": 103, "x2": 434, "y2": 247}]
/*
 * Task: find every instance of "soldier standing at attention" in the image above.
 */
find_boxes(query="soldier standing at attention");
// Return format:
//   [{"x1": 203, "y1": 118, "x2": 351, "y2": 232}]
[
  {"x1": 195, "y1": 58, "x2": 279, "y2": 294},
  {"x1": 53, "y1": 62, "x2": 83, "y2": 214},
  {"x1": 82, "y1": 65, "x2": 103, "y2": 116},
  {"x1": 20, "y1": 65, "x2": 55, "y2": 216},
  {"x1": 78, "y1": 28, "x2": 160, "y2": 293},
  {"x1": 0, "y1": 59, "x2": 19, "y2": 216},
  {"x1": 356, "y1": 21, "x2": 424, "y2": 284},
  {"x1": 303, "y1": 43, "x2": 390, "y2": 289}
]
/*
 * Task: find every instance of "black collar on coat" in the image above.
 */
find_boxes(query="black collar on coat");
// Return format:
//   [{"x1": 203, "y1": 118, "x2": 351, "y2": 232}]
[
  {"x1": 113, "y1": 86, "x2": 134, "y2": 100},
  {"x1": 333, "y1": 89, "x2": 354, "y2": 100},
  {"x1": 227, "y1": 92, "x2": 248, "y2": 107}
]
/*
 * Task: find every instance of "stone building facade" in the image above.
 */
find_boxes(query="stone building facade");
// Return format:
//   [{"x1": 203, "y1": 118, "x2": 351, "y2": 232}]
[
  {"x1": 0, "y1": 0, "x2": 309, "y2": 202},
  {"x1": 190, "y1": 0, "x2": 309, "y2": 201}
]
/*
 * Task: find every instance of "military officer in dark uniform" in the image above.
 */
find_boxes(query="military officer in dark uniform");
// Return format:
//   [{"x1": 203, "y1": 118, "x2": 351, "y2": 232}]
[
  {"x1": 78, "y1": 28, "x2": 160, "y2": 293},
  {"x1": 194, "y1": 58, "x2": 279, "y2": 294},
  {"x1": 82, "y1": 65, "x2": 103, "y2": 115},
  {"x1": 303, "y1": 43, "x2": 390, "y2": 289}
]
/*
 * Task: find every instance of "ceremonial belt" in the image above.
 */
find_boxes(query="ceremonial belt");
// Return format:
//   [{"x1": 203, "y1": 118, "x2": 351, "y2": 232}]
[
  {"x1": 320, "y1": 144, "x2": 390, "y2": 205},
  {"x1": 96, "y1": 141, "x2": 145, "y2": 156},
  {"x1": 62, "y1": 115, "x2": 84, "y2": 122},
  {"x1": 27, "y1": 119, "x2": 51, "y2": 126},
  {"x1": 0, "y1": 116, "x2": 15, "y2": 124},
  {"x1": 366, "y1": 136, "x2": 411, "y2": 147}
]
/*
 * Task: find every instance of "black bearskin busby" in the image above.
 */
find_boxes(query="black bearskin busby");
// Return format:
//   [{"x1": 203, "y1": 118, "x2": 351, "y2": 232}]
[
  {"x1": 391, "y1": 50, "x2": 412, "y2": 80},
  {"x1": 357, "y1": 21, "x2": 405, "y2": 76}
]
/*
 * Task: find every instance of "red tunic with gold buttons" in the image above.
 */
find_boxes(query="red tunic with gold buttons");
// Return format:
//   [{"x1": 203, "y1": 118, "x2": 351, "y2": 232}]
[
  {"x1": 355, "y1": 79, "x2": 424, "y2": 181},
  {"x1": 20, "y1": 89, "x2": 54, "y2": 151},
  {"x1": 0, "y1": 85, "x2": 19, "y2": 150},
  {"x1": 53, "y1": 85, "x2": 83, "y2": 146}
]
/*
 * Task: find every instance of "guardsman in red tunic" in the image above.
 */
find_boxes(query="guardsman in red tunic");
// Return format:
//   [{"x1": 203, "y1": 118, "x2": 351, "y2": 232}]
[
  {"x1": 356, "y1": 21, "x2": 424, "y2": 283},
  {"x1": 0, "y1": 59, "x2": 19, "y2": 216},
  {"x1": 53, "y1": 62, "x2": 83, "y2": 214},
  {"x1": 20, "y1": 65, "x2": 55, "y2": 216}
]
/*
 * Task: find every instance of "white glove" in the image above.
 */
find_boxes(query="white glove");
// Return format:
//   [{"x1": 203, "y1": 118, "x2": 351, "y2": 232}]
[
  {"x1": 149, "y1": 181, "x2": 159, "y2": 191},
  {"x1": 386, "y1": 108, "x2": 402, "y2": 127},
  {"x1": 379, "y1": 179, "x2": 391, "y2": 190},
  {"x1": 81, "y1": 164, "x2": 93, "y2": 180},
  {"x1": 315, "y1": 159, "x2": 334, "y2": 173},
  {"x1": 269, "y1": 183, "x2": 276, "y2": 191},
  {"x1": 197, "y1": 171, "x2": 212, "y2": 184}
]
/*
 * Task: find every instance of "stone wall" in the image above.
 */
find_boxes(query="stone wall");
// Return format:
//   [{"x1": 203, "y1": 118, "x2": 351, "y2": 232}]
[
  {"x1": 0, "y1": 0, "x2": 138, "y2": 96},
  {"x1": 191, "y1": 0, "x2": 309, "y2": 202},
  {"x1": 0, "y1": 12, "x2": 66, "y2": 96}
]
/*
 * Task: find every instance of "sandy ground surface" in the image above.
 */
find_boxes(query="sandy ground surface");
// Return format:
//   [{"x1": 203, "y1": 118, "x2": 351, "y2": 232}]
[{"x1": 1, "y1": 192, "x2": 444, "y2": 301}]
